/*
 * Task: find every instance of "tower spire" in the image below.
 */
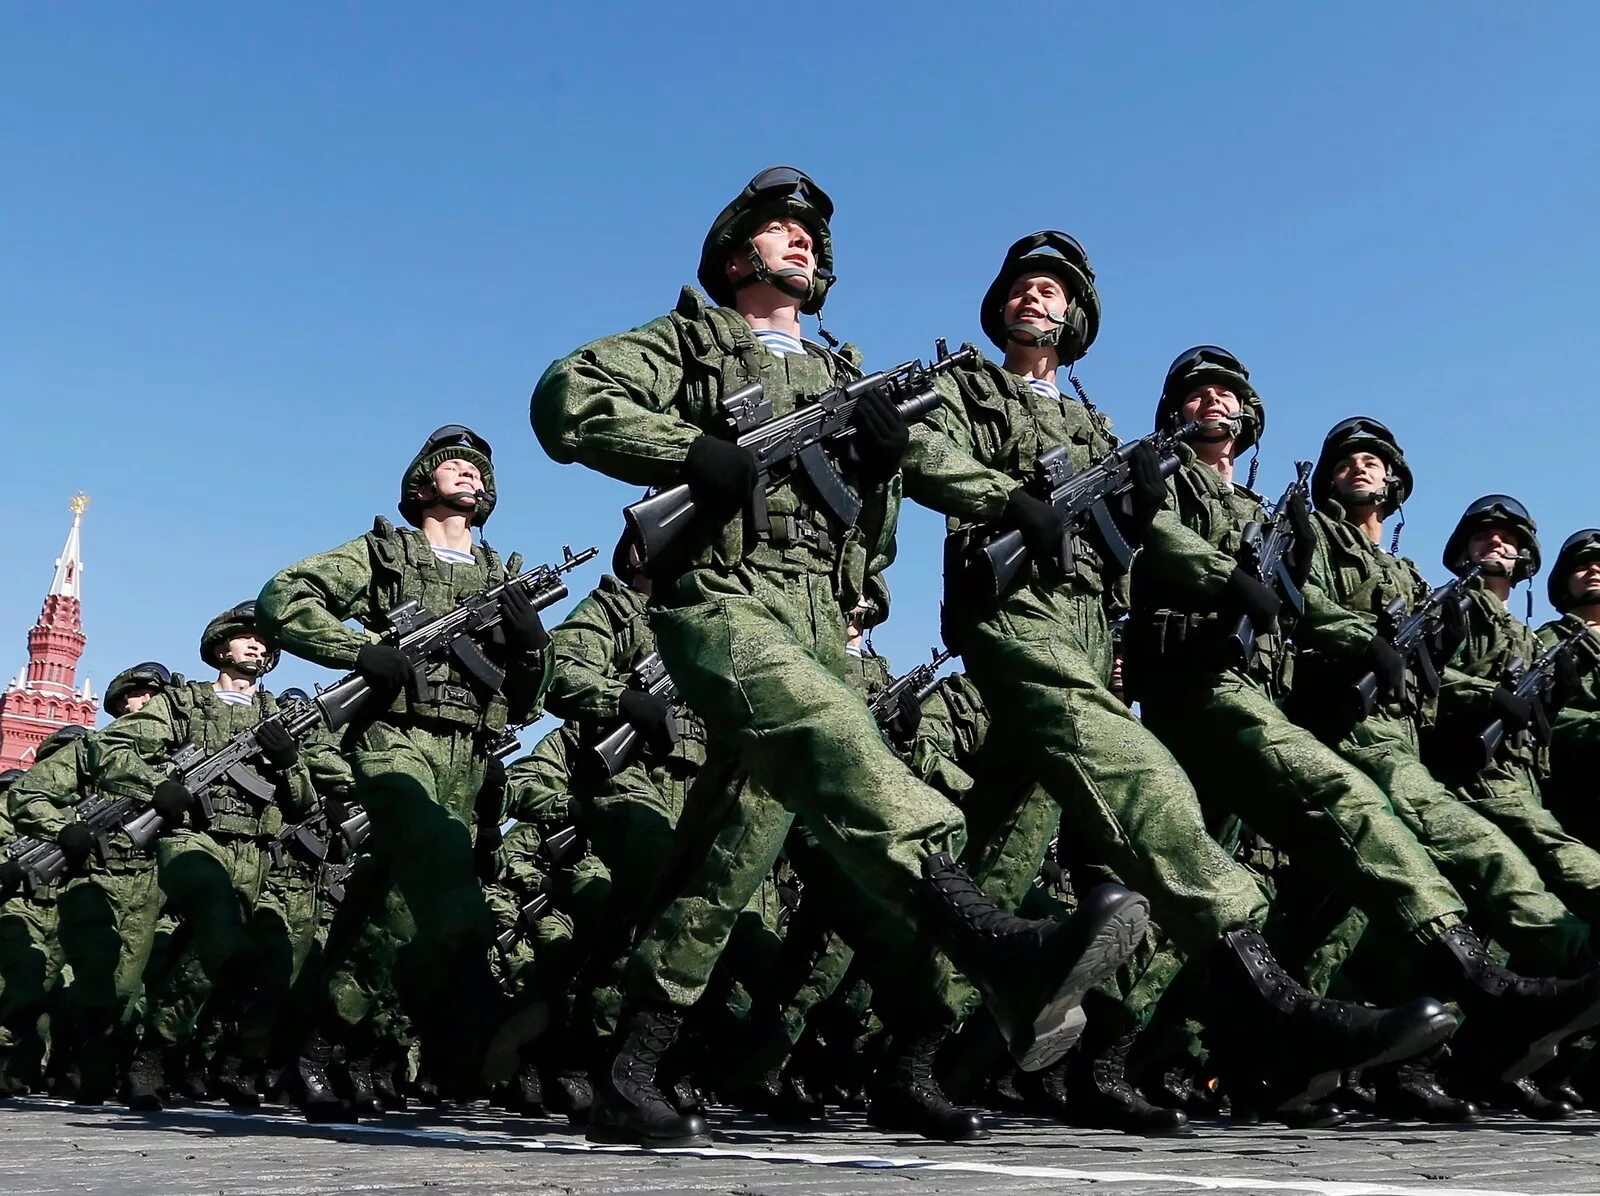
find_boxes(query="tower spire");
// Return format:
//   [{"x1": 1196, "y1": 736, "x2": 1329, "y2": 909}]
[{"x1": 49, "y1": 493, "x2": 89, "y2": 600}]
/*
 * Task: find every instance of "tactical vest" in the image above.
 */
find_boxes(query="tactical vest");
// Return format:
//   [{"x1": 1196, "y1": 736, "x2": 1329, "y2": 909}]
[
  {"x1": 664, "y1": 288, "x2": 893, "y2": 609},
  {"x1": 1429, "y1": 582, "x2": 1546, "y2": 774},
  {"x1": 842, "y1": 649, "x2": 893, "y2": 701},
  {"x1": 362, "y1": 518, "x2": 519, "y2": 735},
  {"x1": 587, "y1": 574, "x2": 707, "y2": 767},
  {"x1": 1127, "y1": 453, "x2": 1289, "y2": 694},
  {"x1": 1297, "y1": 509, "x2": 1435, "y2": 721},
  {"x1": 162, "y1": 681, "x2": 289, "y2": 839},
  {"x1": 942, "y1": 356, "x2": 1120, "y2": 600}
]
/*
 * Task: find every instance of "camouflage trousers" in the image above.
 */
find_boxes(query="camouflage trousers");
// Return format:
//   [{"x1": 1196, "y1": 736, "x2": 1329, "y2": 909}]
[
  {"x1": 628, "y1": 565, "x2": 966, "y2": 1013},
  {"x1": 0, "y1": 894, "x2": 60, "y2": 1053},
  {"x1": 1331, "y1": 712, "x2": 1589, "y2": 974},
  {"x1": 55, "y1": 858, "x2": 161, "y2": 1027}
]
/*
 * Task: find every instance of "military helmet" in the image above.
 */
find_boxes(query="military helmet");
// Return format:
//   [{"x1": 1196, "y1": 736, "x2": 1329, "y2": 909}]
[
  {"x1": 979, "y1": 231, "x2": 1101, "y2": 361},
  {"x1": 103, "y1": 660, "x2": 173, "y2": 718},
  {"x1": 1443, "y1": 495, "x2": 1540, "y2": 584},
  {"x1": 398, "y1": 424, "x2": 496, "y2": 529},
  {"x1": 697, "y1": 166, "x2": 836, "y2": 315},
  {"x1": 1311, "y1": 416, "x2": 1413, "y2": 515},
  {"x1": 36, "y1": 723, "x2": 89, "y2": 762},
  {"x1": 1547, "y1": 528, "x2": 1600, "y2": 612},
  {"x1": 200, "y1": 600, "x2": 280, "y2": 676},
  {"x1": 1153, "y1": 345, "x2": 1265, "y2": 454},
  {"x1": 0, "y1": 767, "x2": 23, "y2": 793}
]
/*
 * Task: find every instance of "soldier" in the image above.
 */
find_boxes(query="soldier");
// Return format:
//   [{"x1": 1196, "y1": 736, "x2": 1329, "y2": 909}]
[
  {"x1": 534, "y1": 167, "x2": 1150, "y2": 1147},
  {"x1": 1536, "y1": 529, "x2": 1600, "y2": 851},
  {"x1": 7, "y1": 662, "x2": 173, "y2": 1107},
  {"x1": 93, "y1": 603, "x2": 319, "y2": 1108},
  {"x1": 1428, "y1": 499, "x2": 1600, "y2": 929},
  {"x1": 898, "y1": 241, "x2": 1451, "y2": 1120},
  {"x1": 258, "y1": 424, "x2": 555, "y2": 1110},
  {"x1": 1292, "y1": 418, "x2": 1600, "y2": 1106}
]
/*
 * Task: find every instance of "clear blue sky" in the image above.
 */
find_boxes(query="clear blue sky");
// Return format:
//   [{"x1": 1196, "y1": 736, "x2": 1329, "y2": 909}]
[{"x1": 4, "y1": 4, "x2": 1597, "y2": 719}]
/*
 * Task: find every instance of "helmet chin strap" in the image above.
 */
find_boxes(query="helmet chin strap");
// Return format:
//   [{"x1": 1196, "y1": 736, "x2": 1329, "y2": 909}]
[
  {"x1": 1006, "y1": 308, "x2": 1068, "y2": 349},
  {"x1": 1195, "y1": 415, "x2": 1242, "y2": 443}
]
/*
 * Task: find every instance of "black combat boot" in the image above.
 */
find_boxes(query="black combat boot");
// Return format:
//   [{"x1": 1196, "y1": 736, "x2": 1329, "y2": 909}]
[
  {"x1": 587, "y1": 1005, "x2": 709, "y2": 1147},
  {"x1": 919, "y1": 854, "x2": 1149, "y2": 1072},
  {"x1": 867, "y1": 1025, "x2": 988, "y2": 1141},
  {"x1": 1147, "y1": 1063, "x2": 1222, "y2": 1118},
  {"x1": 1370, "y1": 1047, "x2": 1477, "y2": 1123},
  {"x1": 211, "y1": 1050, "x2": 263, "y2": 1109},
  {"x1": 125, "y1": 1039, "x2": 166, "y2": 1113},
  {"x1": 289, "y1": 1025, "x2": 352, "y2": 1123},
  {"x1": 1065, "y1": 1025, "x2": 1190, "y2": 1134},
  {"x1": 1429, "y1": 925, "x2": 1600, "y2": 1081},
  {"x1": 73, "y1": 1022, "x2": 121, "y2": 1106},
  {"x1": 1472, "y1": 1075, "x2": 1575, "y2": 1120},
  {"x1": 1211, "y1": 928, "x2": 1456, "y2": 1112},
  {"x1": 332, "y1": 1033, "x2": 384, "y2": 1118},
  {"x1": 547, "y1": 1068, "x2": 592, "y2": 1124}
]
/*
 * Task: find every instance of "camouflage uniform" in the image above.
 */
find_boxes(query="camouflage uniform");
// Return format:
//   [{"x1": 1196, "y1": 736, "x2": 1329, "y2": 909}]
[
  {"x1": 1536, "y1": 613, "x2": 1600, "y2": 851},
  {"x1": 0, "y1": 769, "x2": 63, "y2": 1092}
]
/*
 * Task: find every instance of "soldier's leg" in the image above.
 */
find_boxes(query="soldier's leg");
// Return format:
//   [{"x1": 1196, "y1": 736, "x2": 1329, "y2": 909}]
[
  {"x1": 1458, "y1": 762, "x2": 1600, "y2": 931},
  {"x1": 1337, "y1": 715, "x2": 1589, "y2": 975},
  {"x1": 0, "y1": 898, "x2": 58, "y2": 1094},
  {"x1": 156, "y1": 832, "x2": 259, "y2": 983}
]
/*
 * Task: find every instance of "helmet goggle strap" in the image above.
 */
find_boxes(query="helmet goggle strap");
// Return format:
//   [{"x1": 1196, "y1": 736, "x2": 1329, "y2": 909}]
[
  {"x1": 746, "y1": 167, "x2": 835, "y2": 222},
  {"x1": 423, "y1": 424, "x2": 494, "y2": 460},
  {"x1": 1463, "y1": 494, "x2": 1533, "y2": 527}
]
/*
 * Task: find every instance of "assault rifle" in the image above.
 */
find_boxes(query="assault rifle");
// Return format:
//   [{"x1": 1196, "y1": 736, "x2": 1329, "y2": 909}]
[
  {"x1": 587, "y1": 652, "x2": 679, "y2": 779},
  {"x1": 268, "y1": 809, "x2": 330, "y2": 871},
  {"x1": 1479, "y1": 620, "x2": 1595, "y2": 766},
  {"x1": 870, "y1": 648, "x2": 954, "y2": 746},
  {"x1": 2, "y1": 790, "x2": 156, "y2": 898},
  {"x1": 496, "y1": 890, "x2": 552, "y2": 955},
  {"x1": 1231, "y1": 461, "x2": 1313, "y2": 664},
  {"x1": 117, "y1": 544, "x2": 596, "y2": 858},
  {"x1": 625, "y1": 342, "x2": 976, "y2": 568},
  {"x1": 967, "y1": 422, "x2": 1203, "y2": 603},
  {"x1": 1351, "y1": 564, "x2": 1482, "y2": 719}
]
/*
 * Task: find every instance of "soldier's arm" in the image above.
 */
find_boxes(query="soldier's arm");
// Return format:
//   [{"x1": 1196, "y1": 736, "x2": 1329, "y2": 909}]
[
  {"x1": 502, "y1": 727, "x2": 574, "y2": 826},
  {"x1": 503, "y1": 637, "x2": 556, "y2": 728},
  {"x1": 531, "y1": 318, "x2": 703, "y2": 486},
  {"x1": 900, "y1": 374, "x2": 1019, "y2": 523},
  {"x1": 92, "y1": 694, "x2": 184, "y2": 800},
  {"x1": 1130, "y1": 492, "x2": 1238, "y2": 600},
  {"x1": 1290, "y1": 518, "x2": 1381, "y2": 658},
  {"x1": 545, "y1": 592, "x2": 628, "y2": 725},
  {"x1": 6, "y1": 746, "x2": 88, "y2": 840},
  {"x1": 257, "y1": 536, "x2": 377, "y2": 671}
]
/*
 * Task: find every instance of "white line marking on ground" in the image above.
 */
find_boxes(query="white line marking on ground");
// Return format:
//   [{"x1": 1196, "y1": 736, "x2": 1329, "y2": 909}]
[{"x1": 21, "y1": 1098, "x2": 1592, "y2": 1196}]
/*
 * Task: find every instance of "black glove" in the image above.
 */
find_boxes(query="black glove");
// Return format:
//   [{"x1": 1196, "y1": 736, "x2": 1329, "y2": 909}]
[
  {"x1": 1489, "y1": 685, "x2": 1534, "y2": 733},
  {"x1": 152, "y1": 779, "x2": 195, "y2": 824},
  {"x1": 1365, "y1": 636, "x2": 1408, "y2": 698},
  {"x1": 1286, "y1": 490, "x2": 1316, "y2": 585},
  {"x1": 683, "y1": 435, "x2": 760, "y2": 521},
  {"x1": 619, "y1": 688, "x2": 674, "y2": 752},
  {"x1": 1436, "y1": 597, "x2": 1469, "y2": 662},
  {"x1": 1127, "y1": 441, "x2": 1168, "y2": 529},
  {"x1": 498, "y1": 583, "x2": 551, "y2": 654},
  {"x1": 56, "y1": 823, "x2": 94, "y2": 871},
  {"x1": 356, "y1": 642, "x2": 413, "y2": 696},
  {"x1": 255, "y1": 719, "x2": 299, "y2": 771},
  {"x1": 1003, "y1": 489, "x2": 1068, "y2": 570},
  {"x1": 0, "y1": 860, "x2": 24, "y2": 901},
  {"x1": 1551, "y1": 650, "x2": 1585, "y2": 709},
  {"x1": 882, "y1": 686, "x2": 924, "y2": 748},
  {"x1": 1223, "y1": 567, "x2": 1282, "y2": 632},
  {"x1": 846, "y1": 387, "x2": 910, "y2": 483}
]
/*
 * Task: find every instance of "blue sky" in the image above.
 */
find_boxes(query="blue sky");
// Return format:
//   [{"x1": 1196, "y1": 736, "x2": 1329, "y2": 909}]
[{"x1": 3, "y1": 4, "x2": 1597, "y2": 722}]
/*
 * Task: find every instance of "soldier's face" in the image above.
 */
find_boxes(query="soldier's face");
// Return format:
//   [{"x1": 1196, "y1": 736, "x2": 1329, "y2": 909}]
[
  {"x1": 731, "y1": 218, "x2": 815, "y2": 286},
  {"x1": 122, "y1": 687, "x2": 157, "y2": 715},
  {"x1": 1180, "y1": 385, "x2": 1241, "y2": 427},
  {"x1": 1568, "y1": 560, "x2": 1600, "y2": 604},
  {"x1": 1004, "y1": 273, "x2": 1069, "y2": 331},
  {"x1": 225, "y1": 634, "x2": 268, "y2": 669},
  {"x1": 1332, "y1": 452, "x2": 1389, "y2": 502},
  {"x1": 1468, "y1": 526, "x2": 1521, "y2": 575},
  {"x1": 423, "y1": 459, "x2": 483, "y2": 510}
]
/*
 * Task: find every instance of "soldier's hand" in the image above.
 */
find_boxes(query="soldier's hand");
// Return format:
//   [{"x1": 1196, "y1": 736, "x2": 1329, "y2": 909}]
[
  {"x1": 498, "y1": 583, "x2": 551, "y2": 653},
  {"x1": 1436, "y1": 597, "x2": 1469, "y2": 661},
  {"x1": 0, "y1": 860, "x2": 24, "y2": 901},
  {"x1": 1489, "y1": 685, "x2": 1534, "y2": 733},
  {"x1": 846, "y1": 388, "x2": 910, "y2": 483},
  {"x1": 1551, "y1": 651, "x2": 1585, "y2": 709},
  {"x1": 883, "y1": 686, "x2": 924, "y2": 748},
  {"x1": 56, "y1": 823, "x2": 95, "y2": 871},
  {"x1": 1223, "y1": 567, "x2": 1282, "y2": 632},
  {"x1": 355, "y1": 643, "x2": 413, "y2": 698},
  {"x1": 1365, "y1": 636, "x2": 1407, "y2": 698},
  {"x1": 1127, "y1": 442, "x2": 1168, "y2": 529},
  {"x1": 683, "y1": 435, "x2": 759, "y2": 521},
  {"x1": 255, "y1": 720, "x2": 299, "y2": 771},
  {"x1": 152, "y1": 779, "x2": 195, "y2": 823},
  {"x1": 1003, "y1": 489, "x2": 1068, "y2": 569},
  {"x1": 1287, "y1": 490, "x2": 1316, "y2": 585},
  {"x1": 619, "y1": 688, "x2": 674, "y2": 751}
]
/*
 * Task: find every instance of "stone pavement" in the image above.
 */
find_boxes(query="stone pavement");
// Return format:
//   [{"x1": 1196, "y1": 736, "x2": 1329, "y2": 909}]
[{"x1": 2, "y1": 1098, "x2": 1598, "y2": 1196}]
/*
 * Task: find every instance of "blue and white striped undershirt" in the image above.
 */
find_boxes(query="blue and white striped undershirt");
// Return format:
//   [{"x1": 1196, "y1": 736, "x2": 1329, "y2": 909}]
[
  {"x1": 754, "y1": 328, "x2": 805, "y2": 358},
  {"x1": 431, "y1": 546, "x2": 475, "y2": 566},
  {"x1": 213, "y1": 689, "x2": 253, "y2": 706},
  {"x1": 1026, "y1": 376, "x2": 1062, "y2": 402}
]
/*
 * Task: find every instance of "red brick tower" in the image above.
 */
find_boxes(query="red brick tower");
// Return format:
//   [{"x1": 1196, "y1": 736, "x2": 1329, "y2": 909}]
[{"x1": 0, "y1": 494, "x2": 98, "y2": 771}]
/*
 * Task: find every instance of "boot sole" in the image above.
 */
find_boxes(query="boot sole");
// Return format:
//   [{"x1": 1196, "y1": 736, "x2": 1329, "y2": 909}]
[
  {"x1": 586, "y1": 1121, "x2": 711, "y2": 1149},
  {"x1": 1497, "y1": 996, "x2": 1600, "y2": 1084},
  {"x1": 1007, "y1": 894, "x2": 1151, "y2": 1072}
]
